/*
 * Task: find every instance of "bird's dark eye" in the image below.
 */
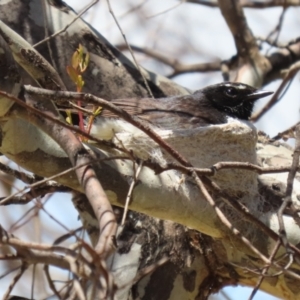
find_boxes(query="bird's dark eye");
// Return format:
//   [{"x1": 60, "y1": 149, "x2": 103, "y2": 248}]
[{"x1": 225, "y1": 87, "x2": 237, "y2": 97}]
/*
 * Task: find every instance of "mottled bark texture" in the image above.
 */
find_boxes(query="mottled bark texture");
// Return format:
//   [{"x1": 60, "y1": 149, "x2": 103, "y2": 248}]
[{"x1": 0, "y1": 1, "x2": 300, "y2": 300}]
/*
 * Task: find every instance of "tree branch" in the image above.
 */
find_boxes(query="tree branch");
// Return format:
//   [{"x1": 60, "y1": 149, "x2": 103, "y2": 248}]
[{"x1": 187, "y1": 0, "x2": 300, "y2": 8}]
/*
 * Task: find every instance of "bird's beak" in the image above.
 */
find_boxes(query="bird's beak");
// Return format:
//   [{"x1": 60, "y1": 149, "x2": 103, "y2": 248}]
[{"x1": 246, "y1": 90, "x2": 273, "y2": 101}]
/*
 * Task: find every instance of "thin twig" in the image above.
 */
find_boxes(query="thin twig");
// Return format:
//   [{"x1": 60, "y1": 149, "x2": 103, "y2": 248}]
[
  {"x1": 248, "y1": 239, "x2": 281, "y2": 300},
  {"x1": 107, "y1": 0, "x2": 154, "y2": 98},
  {"x1": 0, "y1": 265, "x2": 22, "y2": 280},
  {"x1": 146, "y1": 0, "x2": 185, "y2": 18},
  {"x1": 192, "y1": 172, "x2": 269, "y2": 259},
  {"x1": 187, "y1": 0, "x2": 300, "y2": 8},
  {"x1": 31, "y1": 264, "x2": 36, "y2": 299},
  {"x1": 251, "y1": 61, "x2": 300, "y2": 121},
  {"x1": 116, "y1": 44, "x2": 221, "y2": 77},
  {"x1": 2, "y1": 263, "x2": 28, "y2": 299},
  {"x1": 41, "y1": 0, "x2": 59, "y2": 71},
  {"x1": 277, "y1": 125, "x2": 300, "y2": 247},
  {"x1": 264, "y1": 7, "x2": 287, "y2": 55},
  {"x1": 44, "y1": 264, "x2": 61, "y2": 298},
  {"x1": 132, "y1": 257, "x2": 169, "y2": 284},
  {"x1": 0, "y1": 161, "x2": 44, "y2": 184},
  {"x1": 121, "y1": 161, "x2": 143, "y2": 226},
  {"x1": 144, "y1": 159, "x2": 300, "y2": 176},
  {"x1": 257, "y1": 36, "x2": 300, "y2": 49},
  {"x1": 0, "y1": 156, "x2": 126, "y2": 206},
  {"x1": 0, "y1": 185, "x2": 71, "y2": 205},
  {"x1": 33, "y1": 0, "x2": 99, "y2": 48},
  {"x1": 271, "y1": 122, "x2": 300, "y2": 141}
]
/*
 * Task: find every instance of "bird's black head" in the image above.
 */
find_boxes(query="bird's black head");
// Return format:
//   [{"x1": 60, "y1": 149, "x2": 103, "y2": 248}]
[{"x1": 198, "y1": 82, "x2": 273, "y2": 120}]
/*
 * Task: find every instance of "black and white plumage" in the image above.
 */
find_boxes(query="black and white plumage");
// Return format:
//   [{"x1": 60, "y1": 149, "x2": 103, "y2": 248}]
[{"x1": 91, "y1": 82, "x2": 272, "y2": 140}]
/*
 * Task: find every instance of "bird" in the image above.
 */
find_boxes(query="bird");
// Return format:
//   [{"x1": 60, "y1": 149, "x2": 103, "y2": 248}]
[
  {"x1": 90, "y1": 82, "x2": 273, "y2": 163},
  {"x1": 91, "y1": 82, "x2": 273, "y2": 140}
]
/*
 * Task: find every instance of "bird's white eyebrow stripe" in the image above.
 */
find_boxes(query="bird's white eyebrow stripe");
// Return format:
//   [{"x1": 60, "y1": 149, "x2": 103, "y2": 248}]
[{"x1": 223, "y1": 83, "x2": 247, "y2": 89}]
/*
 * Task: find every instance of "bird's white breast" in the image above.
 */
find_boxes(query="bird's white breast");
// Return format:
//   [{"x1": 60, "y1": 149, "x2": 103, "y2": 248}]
[{"x1": 90, "y1": 118, "x2": 144, "y2": 140}]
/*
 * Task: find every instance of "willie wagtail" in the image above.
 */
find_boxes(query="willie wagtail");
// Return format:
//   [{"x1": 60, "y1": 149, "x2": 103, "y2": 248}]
[{"x1": 97, "y1": 82, "x2": 273, "y2": 132}]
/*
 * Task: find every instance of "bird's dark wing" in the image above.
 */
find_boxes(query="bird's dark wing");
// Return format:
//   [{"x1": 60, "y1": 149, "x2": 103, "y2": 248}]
[
  {"x1": 102, "y1": 97, "x2": 155, "y2": 117},
  {"x1": 101, "y1": 94, "x2": 228, "y2": 130}
]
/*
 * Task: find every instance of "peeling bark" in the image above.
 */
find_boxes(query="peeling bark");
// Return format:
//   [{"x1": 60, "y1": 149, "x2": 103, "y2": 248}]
[{"x1": 0, "y1": 1, "x2": 300, "y2": 299}]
